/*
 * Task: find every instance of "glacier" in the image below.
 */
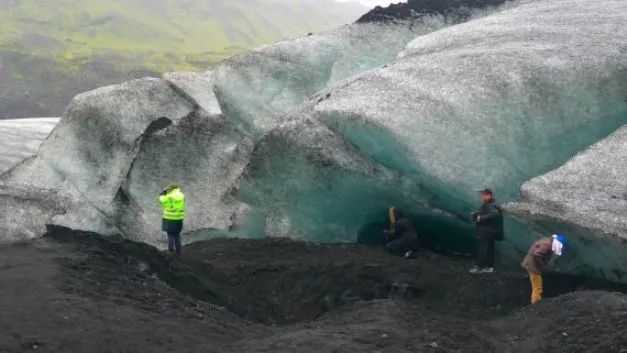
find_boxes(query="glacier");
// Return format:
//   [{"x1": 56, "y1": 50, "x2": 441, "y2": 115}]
[
  {"x1": 0, "y1": 14, "x2": 471, "y2": 244},
  {"x1": 1, "y1": 0, "x2": 627, "y2": 281},
  {"x1": 234, "y1": 0, "x2": 627, "y2": 257},
  {"x1": 0, "y1": 118, "x2": 57, "y2": 174},
  {"x1": 506, "y1": 125, "x2": 627, "y2": 282},
  {"x1": 288, "y1": 0, "x2": 627, "y2": 249}
]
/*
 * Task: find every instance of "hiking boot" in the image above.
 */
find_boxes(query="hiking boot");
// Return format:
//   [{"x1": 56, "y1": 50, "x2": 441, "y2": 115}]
[
  {"x1": 469, "y1": 266, "x2": 481, "y2": 274},
  {"x1": 480, "y1": 267, "x2": 495, "y2": 274}
]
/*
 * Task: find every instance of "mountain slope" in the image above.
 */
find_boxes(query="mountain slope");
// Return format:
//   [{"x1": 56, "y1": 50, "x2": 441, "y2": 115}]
[{"x1": 0, "y1": 0, "x2": 366, "y2": 117}]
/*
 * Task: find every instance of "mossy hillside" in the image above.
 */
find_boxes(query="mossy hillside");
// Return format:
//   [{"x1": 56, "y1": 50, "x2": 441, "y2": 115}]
[{"x1": 0, "y1": 0, "x2": 366, "y2": 72}]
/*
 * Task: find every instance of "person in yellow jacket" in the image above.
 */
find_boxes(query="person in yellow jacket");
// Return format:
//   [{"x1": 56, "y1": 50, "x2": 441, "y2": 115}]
[{"x1": 159, "y1": 184, "x2": 185, "y2": 256}]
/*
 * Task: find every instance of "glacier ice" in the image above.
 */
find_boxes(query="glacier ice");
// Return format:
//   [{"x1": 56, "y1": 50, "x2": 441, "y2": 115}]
[
  {"x1": 238, "y1": 117, "x2": 425, "y2": 242},
  {"x1": 0, "y1": 118, "x2": 57, "y2": 174},
  {"x1": 1, "y1": 78, "x2": 253, "y2": 245},
  {"x1": 308, "y1": 0, "x2": 627, "y2": 217},
  {"x1": 0, "y1": 185, "x2": 66, "y2": 242},
  {"x1": 0, "y1": 15, "x2": 481, "y2": 245},
  {"x1": 505, "y1": 125, "x2": 627, "y2": 281},
  {"x1": 239, "y1": 0, "x2": 627, "y2": 256},
  {"x1": 0, "y1": 0, "x2": 626, "y2": 282},
  {"x1": 207, "y1": 17, "x2": 494, "y2": 135}
]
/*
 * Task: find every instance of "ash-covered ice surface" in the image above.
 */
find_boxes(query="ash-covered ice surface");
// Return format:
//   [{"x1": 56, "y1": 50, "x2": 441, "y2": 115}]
[
  {"x1": 0, "y1": 1, "x2": 506, "y2": 244},
  {"x1": 311, "y1": 0, "x2": 627, "y2": 211},
  {"x1": 240, "y1": 0, "x2": 627, "y2": 258},
  {"x1": 505, "y1": 125, "x2": 627, "y2": 282},
  {"x1": 0, "y1": 118, "x2": 58, "y2": 174},
  {"x1": 1, "y1": 0, "x2": 627, "y2": 281}
]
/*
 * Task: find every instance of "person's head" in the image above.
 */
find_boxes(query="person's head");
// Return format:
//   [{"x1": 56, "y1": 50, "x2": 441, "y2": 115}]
[
  {"x1": 164, "y1": 184, "x2": 180, "y2": 193},
  {"x1": 551, "y1": 234, "x2": 568, "y2": 256},
  {"x1": 478, "y1": 188, "x2": 494, "y2": 203},
  {"x1": 388, "y1": 207, "x2": 403, "y2": 224}
]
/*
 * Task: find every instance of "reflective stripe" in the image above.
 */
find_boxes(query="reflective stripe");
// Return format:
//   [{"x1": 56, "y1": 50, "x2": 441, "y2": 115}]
[{"x1": 159, "y1": 188, "x2": 185, "y2": 221}]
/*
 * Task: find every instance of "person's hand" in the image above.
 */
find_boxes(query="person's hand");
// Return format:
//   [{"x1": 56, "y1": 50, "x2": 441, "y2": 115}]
[{"x1": 471, "y1": 212, "x2": 479, "y2": 222}]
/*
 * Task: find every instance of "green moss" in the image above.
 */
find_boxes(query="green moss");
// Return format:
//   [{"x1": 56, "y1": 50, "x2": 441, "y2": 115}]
[{"x1": 0, "y1": 0, "x2": 363, "y2": 72}]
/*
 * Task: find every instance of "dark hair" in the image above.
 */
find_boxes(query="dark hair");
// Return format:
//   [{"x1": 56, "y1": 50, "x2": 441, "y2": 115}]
[{"x1": 479, "y1": 188, "x2": 494, "y2": 195}]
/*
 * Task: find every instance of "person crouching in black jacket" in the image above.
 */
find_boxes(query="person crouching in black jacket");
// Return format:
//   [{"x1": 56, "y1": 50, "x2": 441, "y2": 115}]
[{"x1": 384, "y1": 207, "x2": 419, "y2": 259}]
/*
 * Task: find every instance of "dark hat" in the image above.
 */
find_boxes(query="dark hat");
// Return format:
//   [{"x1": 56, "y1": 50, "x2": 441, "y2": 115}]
[
  {"x1": 477, "y1": 188, "x2": 494, "y2": 195},
  {"x1": 163, "y1": 184, "x2": 181, "y2": 193}
]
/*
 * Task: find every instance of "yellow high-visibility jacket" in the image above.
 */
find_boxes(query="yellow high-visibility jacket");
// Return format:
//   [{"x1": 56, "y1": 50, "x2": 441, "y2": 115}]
[{"x1": 159, "y1": 188, "x2": 185, "y2": 221}]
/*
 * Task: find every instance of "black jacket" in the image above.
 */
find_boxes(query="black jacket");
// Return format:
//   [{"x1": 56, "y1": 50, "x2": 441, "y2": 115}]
[
  {"x1": 474, "y1": 201, "x2": 504, "y2": 240},
  {"x1": 387, "y1": 217, "x2": 420, "y2": 251},
  {"x1": 393, "y1": 218, "x2": 418, "y2": 241}
]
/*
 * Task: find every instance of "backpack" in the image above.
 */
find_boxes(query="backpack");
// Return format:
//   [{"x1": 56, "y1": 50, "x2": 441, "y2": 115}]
[{"x1": 494, "y1": 205, "x2": 505, "y2": 241}]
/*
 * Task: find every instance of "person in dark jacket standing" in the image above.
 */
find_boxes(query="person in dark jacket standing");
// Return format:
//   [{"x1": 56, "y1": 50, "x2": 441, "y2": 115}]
[
  {"x1": 384, "y1": 207, "x2": 420, "y2": 259},
  {"x1": 469, "y1": 188, "x2": 503, "y2": 274},
  {"x1": 159, "y1": 184, "x2": 186, "y2": 256},
  {"x1": 521, "y1": 234, "x2": 567, "y2": 304}
]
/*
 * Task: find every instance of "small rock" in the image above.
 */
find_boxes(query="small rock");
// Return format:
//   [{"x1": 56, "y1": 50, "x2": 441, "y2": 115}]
[
  {"x1": 137, "y1": 262, "x2": 149, "y2": 272},
  {"x1": 428, "y1": 342, "x2": 439, "y2": 348}
]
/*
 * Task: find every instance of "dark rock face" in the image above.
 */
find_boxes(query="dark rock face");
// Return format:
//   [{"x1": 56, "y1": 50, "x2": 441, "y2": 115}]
[{"x1": 357, "y1": 0, "x2": 510, "y2": 23}]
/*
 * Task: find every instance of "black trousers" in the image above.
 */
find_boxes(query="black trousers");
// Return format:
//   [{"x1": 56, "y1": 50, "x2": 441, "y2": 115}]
[
  {"x1": 162, "y1": 219, "x2": 183, "y2": 256},
  {"x1": 385, "y1": 236, "x2": 419, "y2": 256},
  {"x1": 167, "y1": 232, "x2": 182, "y2": 256},
  {"x1": 476, "y1": 237, "x2": 495, "y2": 268}
]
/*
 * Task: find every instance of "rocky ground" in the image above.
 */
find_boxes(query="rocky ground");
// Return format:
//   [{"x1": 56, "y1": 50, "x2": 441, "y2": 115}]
[{"x1": 0, "y1": 226, "x2": 626, "y2": 353}]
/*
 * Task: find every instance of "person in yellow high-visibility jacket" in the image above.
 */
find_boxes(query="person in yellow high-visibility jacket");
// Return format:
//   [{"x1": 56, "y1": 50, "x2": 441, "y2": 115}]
[{"x1": 159, "y1": 184, "x2": 185, "y2": 256}]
